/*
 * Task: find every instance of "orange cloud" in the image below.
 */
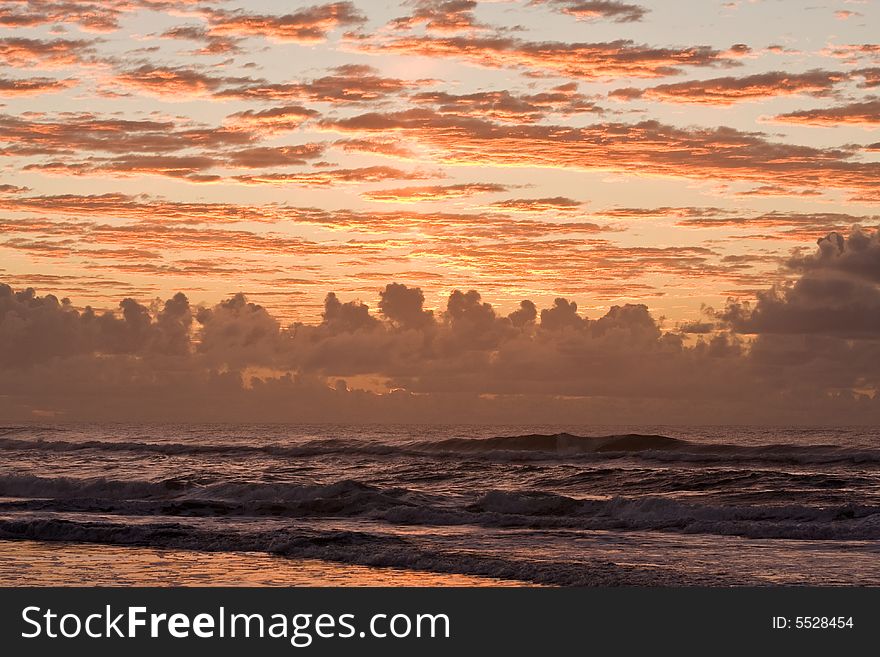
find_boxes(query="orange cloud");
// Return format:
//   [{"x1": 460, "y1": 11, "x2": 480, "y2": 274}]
[
  {"x1": 594, "y1": 206, "x2": 732, "y2": 220},
  {"x1": 588, "y1": 206, "x2": 880, "y2": 241},
  {"x1": 0, "y1": 216, "x2": 352, "y2": 257},
  {"x1": 0, "y1": 1, "x2": 208, "y2": 33},
  {"x1": 486, "y1": 197, "x2": 585, "y2": 213},
  {"x1": 320, "y1": 110, "x2": 880, "y2": 200},
  {"x1": 0, "y1": 0, "x2": 875, "y2": 374},
  {"x1": 358, "y1": 34, "x2": 741, "y2": 79},
  {"x1": 224, "y1": 106, "x2": 319, "y2": 134},
  {"x1": 389, "y1": 0, "x2": 483, "y2": 33},
  {"x1": 159, "y1": 24, "x2": 242, "y2": 55},
  {"x1": 771, "y1": 100, "x2": 880, "y2": 127},
  {"x1": 0, "y1": 112, "x2": 253, "y2": 157},
  {"x1": 735, "y1": 185, "x2": 823, "y2": 198},
  {"x1": 333, "y1": 137, "x2": 417, "y2": 159},
  {"x1": 23, "y1": 154, "x2": 222, "y2": 182},
  {"x1": 201, "y1": 2, "x2": 366, "y2": 42},
  {"x1": 0, "y1": 37, "x2": 98, "y2": 68},
  {"x1": 853, "y1": 67, "x2": 880, "y2": 88},
  {"x1": 109, "y1": 63, "x2": 422, "y2": 105},
  {"x1": 0, "y1": 0, "x2": 120, "y2": 31},
  {"x1": 111, "y1": 64, "x2": 255, "y2": 97},
  {"x1": 226, "y1": 144, "x2": 327, "y2": 168},
  {"x1": 610, "y1": 70, "x2": 849, "y2": 105},
  {"x1": 0, "y1": 192, "x2": 610, "y2": 241},
  {"x1": 0, "y1": 75, "x2": 75, "y2": 95},
  {"x1": 820, "y1": 43, "x2": 880, "y2": 63},
  {"x1": 362, "y1": 182, "x2": 508, "y2": 202},
  {"x1": 834, "y1": 10, "x2": 861, "y2": 21},
  {"x1": 19, "y1": 144, "x2": 327, "y2": 181},
  {"x1": 217, "y1": 65, "x2": 423, "y2": 103},
  {"x1": 0, "y1": 192, "x2": 286, "y2": 223},
  {"x1": 410, "y1": 85, "x2": 601, "y2": 122},
  {"x1": 531, "y1": 0, "x2": 648, "y2": 23},
  {"x1": 233, "y1": 166, "x2": 439, "y2": 186},
  {"x1": 677, "y1": 209, "x2": 879, "y2": 233}
]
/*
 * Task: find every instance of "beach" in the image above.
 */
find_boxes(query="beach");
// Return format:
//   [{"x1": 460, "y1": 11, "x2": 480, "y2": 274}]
[
  {"x1": 1, "y1": 424, "x2": 878, "y2": 586},
  {"x1": 0, "y1": 540, "x2": 521, "y2": 586}
]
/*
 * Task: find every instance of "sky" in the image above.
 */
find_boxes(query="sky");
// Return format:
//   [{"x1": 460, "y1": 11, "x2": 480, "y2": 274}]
[{"x1": 0, "y1": 0, "x2": 879, "y2": 423}]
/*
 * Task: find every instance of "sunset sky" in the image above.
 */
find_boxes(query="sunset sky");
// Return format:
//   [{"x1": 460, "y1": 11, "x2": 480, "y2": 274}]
[{"x1": 1, "y1": 0, "x2": 879, "y2": 423}]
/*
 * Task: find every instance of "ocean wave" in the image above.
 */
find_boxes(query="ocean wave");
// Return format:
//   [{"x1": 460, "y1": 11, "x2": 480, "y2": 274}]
[
  {"x1": 3, "y1": 432, "x2": 878, "y2": 465},
  {"x1": 1, "y1": 474, "x2": 877, "y2": 541},
  {"x1": 0, "y1": 517, "x2": 736, "y2": 586},
  {"x1": 431, "y1": 433, "x2": 686, "y2": 453},
  {"x1": 0, "y1": 474, "x2": 434, "y2": 516},
  {"x1": 424, "y1": 433, "x2": 880, "y2": 465},
  {"x1": 0, "y1": 436, "x2": 399, "y2": 459},
  {"x1": 467, "y1": 490, "x2": 880, "y2": 540}
]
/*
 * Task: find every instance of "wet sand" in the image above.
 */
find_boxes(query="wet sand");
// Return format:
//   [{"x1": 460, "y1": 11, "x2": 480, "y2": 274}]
[{"x1": 0, "y1": 540, "x2": 524, "y2": 587}]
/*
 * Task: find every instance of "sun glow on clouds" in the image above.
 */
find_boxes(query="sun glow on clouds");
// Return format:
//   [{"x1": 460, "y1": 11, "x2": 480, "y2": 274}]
[{"x1": 0, "y1": 0, "x2": 878, "y2": 418}]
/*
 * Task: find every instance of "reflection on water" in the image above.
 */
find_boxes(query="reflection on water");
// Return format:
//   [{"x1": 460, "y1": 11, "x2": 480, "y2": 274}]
[{"x1": 0, "y1": 540, "x2": 523, "y2": 587}]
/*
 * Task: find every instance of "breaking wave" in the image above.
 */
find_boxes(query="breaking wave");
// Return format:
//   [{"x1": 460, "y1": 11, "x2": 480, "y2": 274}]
[
  {"x1": 2, "y1": 432, "x2": 879, "y2": 465},
  {"x1": 0, "y1": 516, "x2": 737, "y2": 586},
  {"x1": 1, "y1": 474, "x2": 877, "y2": 541}
]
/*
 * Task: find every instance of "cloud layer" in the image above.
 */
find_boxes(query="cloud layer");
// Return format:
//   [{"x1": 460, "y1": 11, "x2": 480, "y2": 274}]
[
  {"x1": 0, "y1": 0, "x2": 877, "y2": 423},
  {"x1": 3, "y1": 228, "x2": 880, "y2": 422}
]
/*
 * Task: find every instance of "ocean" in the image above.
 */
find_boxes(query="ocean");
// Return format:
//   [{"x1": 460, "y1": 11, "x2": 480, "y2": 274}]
[{"x1": 0, "y1": 424, "x2": 878, "y2": 586}]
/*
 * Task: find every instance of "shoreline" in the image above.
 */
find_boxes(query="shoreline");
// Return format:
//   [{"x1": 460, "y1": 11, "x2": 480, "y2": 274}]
[{"x1": 0, "y1": 539, "x2": 526, "y2": 587}]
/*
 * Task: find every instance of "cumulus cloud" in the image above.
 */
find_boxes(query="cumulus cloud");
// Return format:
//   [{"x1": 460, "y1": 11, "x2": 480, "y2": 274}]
[
  {"x1": 0, "y1": 0, "x2": 877, "y2": 424},
  {"x1": 0, "y1": 283, "x2": 191, "y2": 366},
  {"x1": 379, "y1": 282, "x2": 434, "y2": 328},
  {"x1": 721, "y1": 227, "x2": 880, "y2": 337},
  {"x1": 196, "y1": 292, "x2": 281, "y2": 367},
  {"x1": 540, "y1": 297, "x2": 584, "y2": 330},
  {"x1": 508, "y1": 299, "x2": 537, "y2": 327},
  {"x1": 5, "y1": 230, "x2": 880, "y2": 423}
]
